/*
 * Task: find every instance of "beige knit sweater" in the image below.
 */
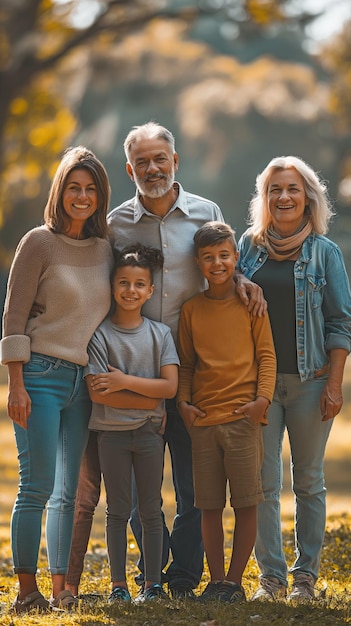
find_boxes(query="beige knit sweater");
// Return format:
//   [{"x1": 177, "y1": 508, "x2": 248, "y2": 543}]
[{"x1": 1, "y1": 226, "x2": 113, "y2": 366}]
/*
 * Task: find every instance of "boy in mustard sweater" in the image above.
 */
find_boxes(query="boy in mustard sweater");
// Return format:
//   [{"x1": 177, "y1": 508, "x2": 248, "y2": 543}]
[{"x1": 177, "y1": 221, "x2": 276, "y2": 603}]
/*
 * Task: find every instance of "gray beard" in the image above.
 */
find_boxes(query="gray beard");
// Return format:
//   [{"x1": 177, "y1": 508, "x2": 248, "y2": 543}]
[{"x1": 135, "y1": 173, "x2": 175, "y2": 199}]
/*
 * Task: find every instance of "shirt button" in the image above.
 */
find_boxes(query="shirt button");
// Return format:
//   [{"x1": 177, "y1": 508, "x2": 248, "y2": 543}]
[
  {"x1": 299, "y1": 291, "x2": 303, "y2": 296},
  {"x1": 163, "y1": 243, "x2": 168, "y2": 248},
  {"x1": 298, "y1": 320, "x2": 303, "y2": 326},
  {"x1": 164, "y1": 293, "x2": 168, "y2": 298},
  {"x1": 165, "y1": 269, "x2": 168, "y2": 273}
]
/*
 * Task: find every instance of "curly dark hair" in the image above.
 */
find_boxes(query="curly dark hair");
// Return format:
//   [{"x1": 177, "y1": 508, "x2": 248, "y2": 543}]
[{"x1": 112, "y1": 243, "x2": 164, "y2": 283}]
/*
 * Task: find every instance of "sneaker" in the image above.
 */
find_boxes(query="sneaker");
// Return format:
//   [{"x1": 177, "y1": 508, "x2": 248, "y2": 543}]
[
  {"x1": 288, "y1": 573, "x2": 315, "y2": 602},
  {"x1": 49, "y1": 590, "x2": 78, "y2": 610},
  {"x1": 198, "y1": 581, "x2": 246, "y2": 604},
  {"x1": 169, "y1": 581, "x2": 196, "y2": 600},
  {"x1": 197, "y1": 582, "x2": 223, "y2": 603},
  {"x1": 251, "y1": 577, "x2": 287, "y2": 601},
  {"x1": 108, "y1": 586, "x2": 131, "y2": 604},
  {"x1": 217, "y1": 581, "x2": 246, "y2": 603},
  {"x1": 12, "y1": 591, "x2": 50, "y2": 614},
  {"x1": 134, "y1": 583, "x2": 169, "y2": 604}
]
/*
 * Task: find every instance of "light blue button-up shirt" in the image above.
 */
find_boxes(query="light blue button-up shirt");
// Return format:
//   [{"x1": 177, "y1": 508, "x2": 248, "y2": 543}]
[
  {"x1": 237, "y1": 231, "x2": 351, "y2": 382},
  {"x1": 108, "y1": 183, "x2": 224, "y2": 341}
]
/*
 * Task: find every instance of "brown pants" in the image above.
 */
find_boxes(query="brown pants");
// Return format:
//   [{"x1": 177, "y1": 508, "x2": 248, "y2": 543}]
[{"x1": 66, "y1": 431, "x2": 101, "y2": 586}]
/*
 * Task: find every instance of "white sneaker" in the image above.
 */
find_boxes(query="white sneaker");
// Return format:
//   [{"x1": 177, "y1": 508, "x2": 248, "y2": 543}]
[
  {"x1": 251, "y1": 577, "x2": 287, "y2": 601},
  {"x1": 288, "y1": 573, "x2": 315, "y2": 602}
]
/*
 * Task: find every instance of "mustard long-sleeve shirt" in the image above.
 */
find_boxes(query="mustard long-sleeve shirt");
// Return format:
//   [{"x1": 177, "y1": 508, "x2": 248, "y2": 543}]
[{"x1": 177, "y1": 291, "x2": 276, "y2": 426}]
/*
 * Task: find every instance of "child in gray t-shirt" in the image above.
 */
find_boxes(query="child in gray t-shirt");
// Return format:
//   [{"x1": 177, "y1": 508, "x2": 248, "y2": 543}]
[{"x1": 85, "y1": 244, "x2": 179, "y2": 604}]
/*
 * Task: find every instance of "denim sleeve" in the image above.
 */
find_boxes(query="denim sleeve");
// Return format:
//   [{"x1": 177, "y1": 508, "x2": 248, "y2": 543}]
[{"x1": 323, "y1": 246, "x2": 351, "y2": 353}]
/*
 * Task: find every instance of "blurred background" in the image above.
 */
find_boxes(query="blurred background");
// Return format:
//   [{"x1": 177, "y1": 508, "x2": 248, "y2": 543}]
[{"x1": 1, "y1": 0, "x2": 351, "y2": 299}]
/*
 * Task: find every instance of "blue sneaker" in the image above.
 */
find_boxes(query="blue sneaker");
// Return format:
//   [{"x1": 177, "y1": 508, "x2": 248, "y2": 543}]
[
  {"x1": 108, "y1": 586, "x2": 131, "y2": 604},
  {"x1": 134, "y1": 583, "x2": 168, "y2": 604}
]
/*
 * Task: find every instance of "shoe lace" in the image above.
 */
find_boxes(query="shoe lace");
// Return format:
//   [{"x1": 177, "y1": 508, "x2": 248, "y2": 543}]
[
  {"x1": 292, "y1": 575, "x2": 315, "y2": 598},
  {"x1": 294, "y1": 575, "x2": 314, "y2": 590},
  {"x1": 202, "y1": 582, "x2": 221, "y2": 598},
  {"x1": 261, "y1": 578, "x2": 281, "y2": 593},
  {"x1": 145, "y1": 584, "x2": 164, "y2": 598},
  {"x1": 218, "y1": 581, "x2": 243, "y2": 601},
  {"x1": 111, "y1": 587, "x2": 129, "y2": 600}
]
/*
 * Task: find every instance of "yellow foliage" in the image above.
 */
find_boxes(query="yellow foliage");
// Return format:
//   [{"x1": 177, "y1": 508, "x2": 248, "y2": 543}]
[
  {"x1": 9, "y1": 98, "x2": 29, "y2": 116},
  {"x1": 23, "y1": 161, "x2": 41, "y2": 179},
  {"x1": 247, "y1": 0, "x2": 285, "y2": 24}
]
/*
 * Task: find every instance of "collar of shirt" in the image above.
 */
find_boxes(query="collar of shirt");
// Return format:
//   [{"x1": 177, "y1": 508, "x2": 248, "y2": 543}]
[{"x1": 133, "y1": 182, "x2": 190, "y2": 223}]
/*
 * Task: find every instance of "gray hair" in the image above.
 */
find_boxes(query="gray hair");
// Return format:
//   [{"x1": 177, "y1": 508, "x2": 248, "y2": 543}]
[
  {"x1": 248, "y1": 156, "x2": 334, "y2": 242},
  {"x1": 123, "y1": 122, "x2": 175, "y2": 161}
]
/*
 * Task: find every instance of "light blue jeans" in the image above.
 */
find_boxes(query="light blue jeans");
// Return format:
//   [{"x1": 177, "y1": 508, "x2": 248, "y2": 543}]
[
  {"x1": 255, "y1": 373, "x2": 333, "y2": 585},
  {"x1": 11, "y1": 353, "x2": 91, "y2": 575}
]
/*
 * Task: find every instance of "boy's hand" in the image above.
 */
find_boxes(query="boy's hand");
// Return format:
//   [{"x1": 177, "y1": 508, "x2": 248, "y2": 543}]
[
  {"x1": 235, "y1": 273, "x2": 267, "y2": 317},
  {"x1": 91, "y1": 365, "x2": 126, "y2": 394},
  {"x1": 178, "y1": 401, "x2": 205, "y2": 431},
  {"x1": 235, "y1": 396, "x2": 270, "y2": 425}
]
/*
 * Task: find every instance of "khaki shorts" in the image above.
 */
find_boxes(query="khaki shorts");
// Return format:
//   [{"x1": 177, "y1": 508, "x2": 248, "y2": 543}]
[{"x1": 190, "y1": 418, "x2": 264, "y2": 510}]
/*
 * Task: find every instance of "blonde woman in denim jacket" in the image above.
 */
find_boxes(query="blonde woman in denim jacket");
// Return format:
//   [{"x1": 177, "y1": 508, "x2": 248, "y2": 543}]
[{"x1": 237, "y1": 156, "x2": 351, "y2": 602}]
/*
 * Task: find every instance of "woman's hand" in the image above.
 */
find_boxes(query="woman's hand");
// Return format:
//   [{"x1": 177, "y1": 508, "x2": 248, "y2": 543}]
[
  {"x1": 320, "y1": 382, "x2": 343, "y2": 421},
  {"x1": 7, "y1": 362, "x2": 31, "y2": 429},
  {"x1": 178, "y1": 401, "x2": 205, "y2": 431},
  {"x1": 320, "y1": 350, "x2": 348, "y2": 421},
  {"x1": 235, "y1": 272, "x2": 267, "y2": 316},
  {"x1": 8, "y1": 388, "x2": 32, "y2": 429}
]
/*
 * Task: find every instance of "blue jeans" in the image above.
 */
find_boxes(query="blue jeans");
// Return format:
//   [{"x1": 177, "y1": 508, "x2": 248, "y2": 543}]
[
  {"x1": 130, "y1": 398, "x2": 203, "y2": 588},
  {"x1": 255, "y1": 374, "x2": 333, "y2": 585},
  {"x1": 11, "y1": 353, "x2": 91, "y2": 575}
]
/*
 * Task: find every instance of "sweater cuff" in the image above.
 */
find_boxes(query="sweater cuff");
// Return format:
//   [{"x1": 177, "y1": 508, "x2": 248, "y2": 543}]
[{"x1": 0, "y1": 335, "x2": 31, "y2": 365}]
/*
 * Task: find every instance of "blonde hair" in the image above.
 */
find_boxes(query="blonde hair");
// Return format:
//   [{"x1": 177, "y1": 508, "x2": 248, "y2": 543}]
[{"x1": 248, "y1": 156, "x2": 334, "y2": 243}]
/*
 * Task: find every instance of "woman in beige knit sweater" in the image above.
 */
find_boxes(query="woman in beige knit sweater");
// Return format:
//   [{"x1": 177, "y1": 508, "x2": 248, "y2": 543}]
[{"x1": 0, "y1": 146, "x2": 113, "y2": 612}]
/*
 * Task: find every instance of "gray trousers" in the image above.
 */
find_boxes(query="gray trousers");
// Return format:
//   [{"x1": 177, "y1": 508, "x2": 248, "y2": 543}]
[{"x1": 98, "y1": 420, "x2": 164, "y2": 583}]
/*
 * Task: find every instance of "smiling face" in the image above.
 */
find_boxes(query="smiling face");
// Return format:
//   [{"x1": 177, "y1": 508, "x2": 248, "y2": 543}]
[
  {"x1": 62, "y1": 168, "x2": 98, "y2": 237},
  {"x1": 196, "y1": 240, "x2": 239, "y2": 288},
  {"x1": 126, "y1": 136, "x2": 178, "y2": 199},
  {"x1": 112, "y1": 265, "x2": 154, "y2": 313},
  {"x1": 268, "y1": 168, "x2": 308, "y2": 236}
]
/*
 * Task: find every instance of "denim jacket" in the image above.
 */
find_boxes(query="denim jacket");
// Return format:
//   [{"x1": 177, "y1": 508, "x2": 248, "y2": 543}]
[{"x1": 237, "y1": 231, "x2": 351, "y2": 382}]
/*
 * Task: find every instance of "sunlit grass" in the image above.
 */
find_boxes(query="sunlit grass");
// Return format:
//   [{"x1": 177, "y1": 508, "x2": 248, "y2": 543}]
[{"x1": 0, "y1": 363, "x2": 351, "y2": 623}]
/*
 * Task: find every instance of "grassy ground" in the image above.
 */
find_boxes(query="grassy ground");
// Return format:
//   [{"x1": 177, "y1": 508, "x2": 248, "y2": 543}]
[{"x1": 0, "y1": 365, "x2": 351, "y2": 624}]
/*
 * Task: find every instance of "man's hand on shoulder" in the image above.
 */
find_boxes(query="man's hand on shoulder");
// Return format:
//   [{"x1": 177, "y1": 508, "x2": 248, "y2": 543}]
[{"x1": 235, "y1": 271, "x2": 267, "y2": 317}]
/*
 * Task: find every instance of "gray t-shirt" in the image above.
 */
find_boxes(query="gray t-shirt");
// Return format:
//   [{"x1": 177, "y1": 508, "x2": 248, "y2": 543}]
[{"x1": 85, "y1": 316, "x2": 179, "y2": 431}]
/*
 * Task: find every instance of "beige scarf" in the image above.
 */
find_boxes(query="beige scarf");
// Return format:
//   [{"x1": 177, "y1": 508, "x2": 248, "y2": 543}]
[{"x1": 263, "y1": 220, "x2": 313, "y2": 261}]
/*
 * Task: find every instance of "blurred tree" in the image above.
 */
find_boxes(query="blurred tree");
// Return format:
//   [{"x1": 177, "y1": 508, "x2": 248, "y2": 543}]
[
  {"x1": 321, "y1": 21, "x2": 351, "y2": 200},
  {"x1": 0, "y1": 0, "x2": 206, "y2": 266},
  {"x1": 0, "y1": 0, "x2": 345, "y2": 272}
]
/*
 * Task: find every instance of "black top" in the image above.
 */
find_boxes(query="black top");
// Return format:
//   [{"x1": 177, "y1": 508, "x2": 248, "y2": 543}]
[{"x1": 253, "y1": 259, "x2": 298, "y2": 374}]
